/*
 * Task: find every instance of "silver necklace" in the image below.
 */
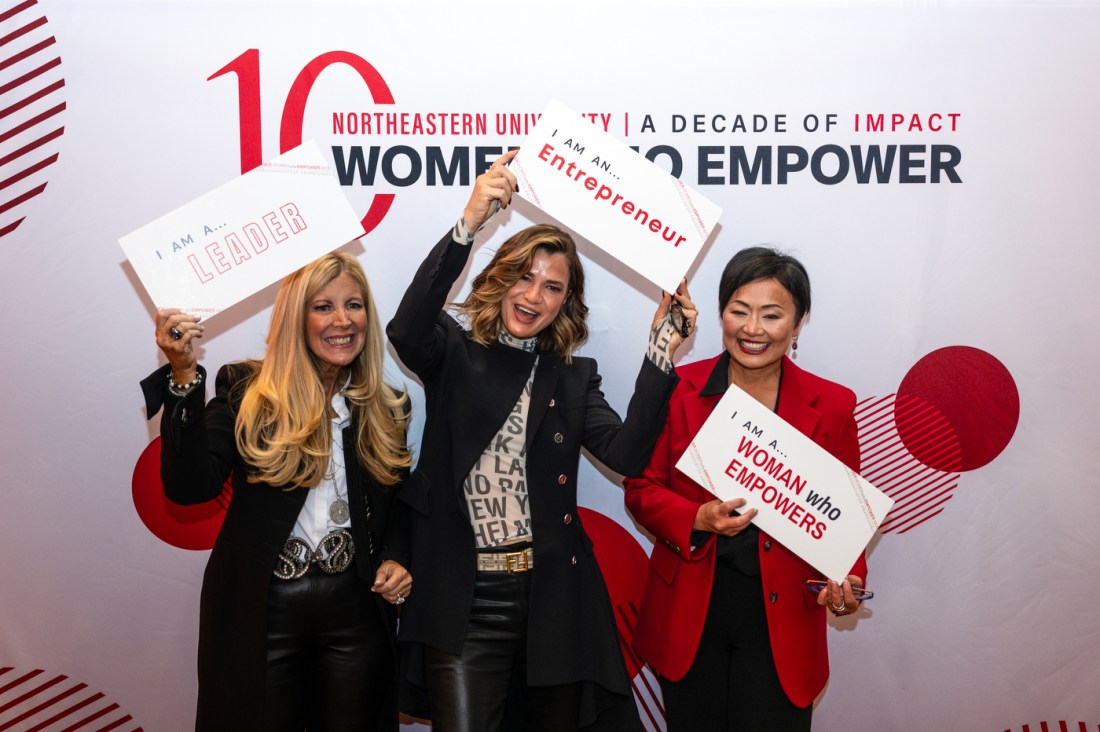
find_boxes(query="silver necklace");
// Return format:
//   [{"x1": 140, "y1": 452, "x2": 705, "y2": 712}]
[
  {"x1": 328, "y1": 442, "x2": 350, "y2": 524},
  {"x1": 329, "y1": 493, "x2": 350, "y2": 524},
  {"x1": 327, "y1": 390, "x2": 351, "y2": 524}
]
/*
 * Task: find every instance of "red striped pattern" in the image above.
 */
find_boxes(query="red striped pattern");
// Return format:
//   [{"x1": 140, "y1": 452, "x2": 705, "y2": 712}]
[
  {"x1": 0, "y1": 0, "x2": 65, "y2": 238},
  {"x1": 1006, "y1": 723, "x2": 1099, "y2": 732},
  {"x1": 0, "y1": 668, "x2": 143, "y2": 732},
  {"x1": 616, "y1": 601, "x2": 666, "y2": 731},
  {"x1": 855, "y1": 393, "x2": 962, "y2": 534}
]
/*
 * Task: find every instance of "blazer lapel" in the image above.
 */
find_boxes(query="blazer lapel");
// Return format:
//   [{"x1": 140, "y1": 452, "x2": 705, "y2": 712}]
[
  {"x1": 778, "y1": 358, "x2": 822, "y2": 441},
  {"x1": 525, "y1": 352, "x2": 561, "y2": 452},
  {"x1": 342, "y1": 420, "x2": 374, "y2": 563},
  {"x1": 450, "y1": 341, "x2": 537, "y2": 487}
]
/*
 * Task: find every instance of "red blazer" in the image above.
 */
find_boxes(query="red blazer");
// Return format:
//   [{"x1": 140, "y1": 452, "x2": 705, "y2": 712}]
[{"x1": 624, "y1": 353, "x2": 866, "y2": 708}]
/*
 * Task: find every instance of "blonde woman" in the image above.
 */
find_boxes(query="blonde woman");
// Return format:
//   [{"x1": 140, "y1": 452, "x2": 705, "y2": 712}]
[
  {"x1": 143, "y1": 252, "x2": 412, "y2": 731},
  {"x1": 388, "y1": 149, "x2": 697, "y2": 732}
]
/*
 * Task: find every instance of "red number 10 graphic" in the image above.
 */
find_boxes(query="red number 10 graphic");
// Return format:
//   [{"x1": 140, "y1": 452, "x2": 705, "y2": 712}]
[{"x1": 208, "y1": 49, "x2": 395, "y2": 235}]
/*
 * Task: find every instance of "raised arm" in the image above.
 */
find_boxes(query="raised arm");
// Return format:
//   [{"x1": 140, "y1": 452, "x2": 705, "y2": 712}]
[
  {"x1": 386, "y1": 150, "x2": 518, "y2": 377},
  {"x1": 582, "y1": 279, "x2": 697, "y2": 476}
]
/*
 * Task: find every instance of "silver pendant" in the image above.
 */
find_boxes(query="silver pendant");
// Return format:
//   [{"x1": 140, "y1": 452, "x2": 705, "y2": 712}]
[{"x1": 329, "y1": 498, "x2": 350, "y2": 524}]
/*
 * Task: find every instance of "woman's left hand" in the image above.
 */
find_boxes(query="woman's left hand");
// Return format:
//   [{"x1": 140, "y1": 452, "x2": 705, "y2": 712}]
[
  {"x1": 372, "y1": 559, "x2": 412, "y2": 605},
  {"x1": 651, "y1": 278, "x2": 698, "y2": 359},
  {"x1": 817, "y1": 575, "x2": 864, "y2": 617}
]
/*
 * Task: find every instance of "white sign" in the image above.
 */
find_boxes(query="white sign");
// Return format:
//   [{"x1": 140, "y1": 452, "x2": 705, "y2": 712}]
[
  {"x1": 119, "y1": 140, "x2": 365, "y2": 320},
  {"x1": 676, "y1": 383, "x2": 894, "y2": 581},
  {"x1": 511, "y1": 99, "x2": 722, "y2": 293}
]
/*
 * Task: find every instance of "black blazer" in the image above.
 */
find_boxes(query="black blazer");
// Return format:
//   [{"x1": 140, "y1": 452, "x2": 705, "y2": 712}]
[
  {"x1": 141, "y1": 362, "x2": 409, "y2": 731},
  {"x1": 386, "y1": 231, "x2": 676, "y2": 729}
]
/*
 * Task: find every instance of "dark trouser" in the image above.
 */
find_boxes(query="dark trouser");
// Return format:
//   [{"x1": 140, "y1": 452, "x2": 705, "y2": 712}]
[
  {"x1": 423, "y1": 570, "x2": 582, "y2": 732},
  {"x1": 660, "y1": 560, "x2": 812, "y2": 732},
  {"x1": 263, "y1": 562, "x2": 392, "y2": 731}
]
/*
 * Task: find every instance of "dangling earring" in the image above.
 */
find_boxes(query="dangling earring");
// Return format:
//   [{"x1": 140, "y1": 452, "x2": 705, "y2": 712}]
[{"x1": 791, "y1": 337, "x2": 798, "y2": 360}]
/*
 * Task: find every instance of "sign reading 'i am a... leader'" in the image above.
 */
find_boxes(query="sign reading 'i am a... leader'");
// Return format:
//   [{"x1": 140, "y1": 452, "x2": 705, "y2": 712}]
[
  {"x1": 119, "y1": 140, "x2": 365, "y2": 322},
  {"x1": 676, "y1": 383, "x2": 894, "y2": 582}
]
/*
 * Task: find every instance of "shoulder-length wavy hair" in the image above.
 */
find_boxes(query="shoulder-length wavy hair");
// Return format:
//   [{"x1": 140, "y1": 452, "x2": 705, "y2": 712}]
[
  {"x1": 457, "y1": 224, "x2": 589, "y2": 361},
  {"x1": 235, "y1": 252, "x2": 412, "y2": 488}
]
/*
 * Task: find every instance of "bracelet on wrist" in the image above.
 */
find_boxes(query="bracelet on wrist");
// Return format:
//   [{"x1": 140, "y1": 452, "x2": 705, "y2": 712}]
[{"x1": 167, "y1": 370, "x2": 203, "y2": 398}]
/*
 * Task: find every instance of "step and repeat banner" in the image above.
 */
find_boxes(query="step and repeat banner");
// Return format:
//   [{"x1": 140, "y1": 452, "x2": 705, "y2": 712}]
[{"x1": 2, "y1": 1, "x2": 1098, "y2": 730}]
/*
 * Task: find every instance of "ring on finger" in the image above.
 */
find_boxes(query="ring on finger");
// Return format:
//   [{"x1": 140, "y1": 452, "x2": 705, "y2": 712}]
[
  {"x1": 395, "y1": 592, "x2": 405, "y2": 605},
  {"x1": 169, "y1": 327, "x2": 183, "y2": 340}
]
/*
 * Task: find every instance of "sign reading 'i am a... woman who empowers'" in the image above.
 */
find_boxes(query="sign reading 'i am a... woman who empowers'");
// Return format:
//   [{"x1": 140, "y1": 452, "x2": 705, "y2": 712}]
[{"x1": 677, "y1": 383, "x2": 894, "y2": 582}]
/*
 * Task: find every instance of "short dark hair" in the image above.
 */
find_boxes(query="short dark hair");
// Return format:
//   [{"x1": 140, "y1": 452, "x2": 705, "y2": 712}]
[{"x1": 718, "y1": 247, "x2": 811, "y2": 323}]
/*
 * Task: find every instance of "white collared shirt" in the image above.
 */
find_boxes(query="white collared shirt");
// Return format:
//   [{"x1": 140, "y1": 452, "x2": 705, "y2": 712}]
[{"x1": 290, "y1": 388, "x2": 352, "y2": 548}]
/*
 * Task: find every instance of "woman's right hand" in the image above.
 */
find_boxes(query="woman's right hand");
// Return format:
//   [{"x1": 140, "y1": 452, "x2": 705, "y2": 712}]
[
  {"x1": 463, "y1": 148, "x2": 519, "y2": 233},
  {"x1": 155, "y1": 308, "x2": 204, "y2": 383},
  {"x1": 693, "y1": 497, "x2": 757, "y2": 536}
]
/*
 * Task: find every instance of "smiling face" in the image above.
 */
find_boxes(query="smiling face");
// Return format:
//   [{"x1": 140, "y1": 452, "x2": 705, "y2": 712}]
[
  {"x1": 499, "y1": 249, "x2": 571, "y2": 340},
  {"x1": 305, "y1": 272, "x2": 368, "y2": 387},
  {"x1": 722, "y1": 277, "x2": 803, "y2": 376}
]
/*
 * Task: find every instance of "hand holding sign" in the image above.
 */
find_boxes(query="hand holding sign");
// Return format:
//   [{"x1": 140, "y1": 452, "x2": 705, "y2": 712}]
[
  {"x1": 463, "y1": 149, "x2": 519, "y2": 232},
  {"x1": 652, "y1": 278, "x2": 699, "y2": 360},
  {"x1": 155, "y1": 308, "x2": 204, "y2": 385},
  {"x1": 693, "y1": 497, "x2": 757, "y2": 536}
]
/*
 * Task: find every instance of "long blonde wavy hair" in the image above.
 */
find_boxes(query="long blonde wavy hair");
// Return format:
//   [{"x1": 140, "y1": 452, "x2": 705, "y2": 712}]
[
  {"x1": 458, "y1": 224, "x2": 589, "y2": 362},
  {"x1": 235, "y1": 252, "x2": 411, "y2": 488}
]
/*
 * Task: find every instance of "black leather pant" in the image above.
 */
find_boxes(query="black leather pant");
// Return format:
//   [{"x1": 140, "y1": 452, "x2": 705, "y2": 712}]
[
  {"x1": 263, "y1": 561, "x2": 393, "y2": 731},
  {"x1": 424, "y1": 569, "x2": 581, "y2": 732}
]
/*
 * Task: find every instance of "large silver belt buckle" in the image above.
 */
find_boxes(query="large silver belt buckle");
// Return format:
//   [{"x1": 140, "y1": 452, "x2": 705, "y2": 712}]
[
  {"x1": 316, "y1": 529, "x2": 355, "y2": 574},
  {"x1": 273, "y1": 530, "x2": 355, "y2": 580}
]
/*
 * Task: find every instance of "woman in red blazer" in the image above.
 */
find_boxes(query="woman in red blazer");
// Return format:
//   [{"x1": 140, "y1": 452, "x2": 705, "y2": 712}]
[{"x1": 624, "y1": 247, "x2": 869, "y2": 731}]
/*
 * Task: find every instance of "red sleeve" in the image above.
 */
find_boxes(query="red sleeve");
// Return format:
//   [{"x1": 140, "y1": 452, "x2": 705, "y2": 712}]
[{"x1": 624, "y1": 384, "x2": 712, "y2": 562}]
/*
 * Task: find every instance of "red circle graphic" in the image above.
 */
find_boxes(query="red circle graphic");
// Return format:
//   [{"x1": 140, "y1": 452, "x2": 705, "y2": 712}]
[
  {"x1": 578, "y1": 507, "x2": 650, "y2": 678},
  {"x1": 132, "y1": 437, "x2": 229, "y2": 550},
  {"x1": 895, "y1": 346, "x2": 1019, "y2": 471}
]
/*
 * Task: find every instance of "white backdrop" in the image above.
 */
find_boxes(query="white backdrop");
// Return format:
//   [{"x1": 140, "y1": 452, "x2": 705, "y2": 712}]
[{"x1": 2, "y1": 1, "x2": 1099, "y2": 730}]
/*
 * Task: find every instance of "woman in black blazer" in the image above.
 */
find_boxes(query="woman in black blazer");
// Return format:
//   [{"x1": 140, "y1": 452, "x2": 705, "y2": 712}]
[
  {"x1": 143, "y1": 252, "x2": 413, "y2": 731},
  {"x1": 388, "y1": 149, "x2": 697, "y2": 731}
]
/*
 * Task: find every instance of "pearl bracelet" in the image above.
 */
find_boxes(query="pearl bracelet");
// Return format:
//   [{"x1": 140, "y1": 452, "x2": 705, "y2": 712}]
[{"x1": 167, "y1": 370, "x2": 204, "y2": 398}]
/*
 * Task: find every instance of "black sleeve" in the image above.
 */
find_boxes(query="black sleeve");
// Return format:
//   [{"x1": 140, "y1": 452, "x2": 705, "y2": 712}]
[
  {"x1": 142, "y1": 363, "x2": 245, "y2": 505},
  {"x1": 386, "y1": 230, "x2": 473, "y2": 380},
  {"x1": 379, "y1": 397, "x2": 414, "y2": 566},
  {"x1": 582, "y1": 357, "x2": 678, "y2": 477}
]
